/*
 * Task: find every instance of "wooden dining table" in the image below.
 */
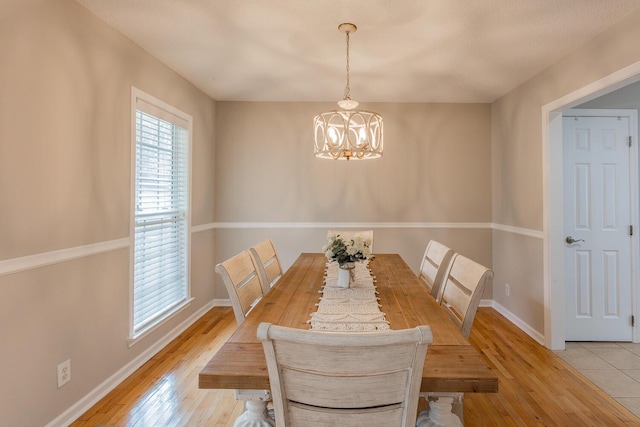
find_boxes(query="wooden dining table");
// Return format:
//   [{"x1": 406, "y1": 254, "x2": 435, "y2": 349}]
[{"x1": 199, "y1": 253, "x2": 498, "y2": 425}]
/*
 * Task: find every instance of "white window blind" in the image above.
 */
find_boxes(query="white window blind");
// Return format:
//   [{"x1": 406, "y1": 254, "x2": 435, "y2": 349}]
[{"x1": 132, "y1": 91, "x2": 190, "y2": 338}]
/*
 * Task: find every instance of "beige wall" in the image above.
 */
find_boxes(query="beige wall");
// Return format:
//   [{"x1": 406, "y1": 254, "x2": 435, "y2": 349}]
[
  {"x1": 213, "y1": 101, "x2": 493, "y2": 297},
  {"x1": 491, "y1": 8, "x2": 640, "y2": 336},
  {"x1": 0, "y1": 0, "x2": 215, "y2": 426},
  {"x1": 6, "y1": 0, "x2": 640, "y2": 424},
  {"x1": 578, "y1": 79, "x2": 640, "y2": 111},
  {"x1": 216, "y1": 103, "x2": 491, "y2": 223}
]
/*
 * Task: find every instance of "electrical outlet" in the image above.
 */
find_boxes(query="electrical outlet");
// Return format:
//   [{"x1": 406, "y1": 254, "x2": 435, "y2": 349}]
[
  {"x1": 57, "y1": 359, "x2": 71, "y2": 388},
  {"x1": 505, "y1": 283, "x2": 510, "y2": 297}
]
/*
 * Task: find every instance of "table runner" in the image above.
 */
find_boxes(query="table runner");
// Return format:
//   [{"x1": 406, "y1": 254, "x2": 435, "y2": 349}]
[{"x1": 308, "y1": 261, "x2": 390, "y2": 331}]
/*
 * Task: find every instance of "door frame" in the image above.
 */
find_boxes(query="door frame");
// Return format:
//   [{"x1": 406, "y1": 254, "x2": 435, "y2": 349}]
[
  {"x1": 562, "y1": 108, "x2": 637, "y2": 341},
  {"x1": 544, "y1": 61, "x2": 640, "y2": 350}
]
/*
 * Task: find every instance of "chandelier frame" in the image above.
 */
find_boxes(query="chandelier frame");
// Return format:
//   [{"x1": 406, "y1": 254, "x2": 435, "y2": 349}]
[{"x1": 313, "y1": 23, "x2": 384, "y2": 161}]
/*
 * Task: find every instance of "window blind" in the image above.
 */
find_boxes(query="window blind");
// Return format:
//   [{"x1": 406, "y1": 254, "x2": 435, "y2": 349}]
[{"x1": 133, "y1": 107, "x2": 189, "y2": 336}]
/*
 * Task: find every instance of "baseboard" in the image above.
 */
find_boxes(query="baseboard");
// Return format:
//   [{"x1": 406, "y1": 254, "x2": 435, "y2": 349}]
[
  {"x1": 45, "y1": 299, "x2": 225, "y2": 427},
  {"x1": 490, "y1": 300, "x2": 545, "y2": 345}
]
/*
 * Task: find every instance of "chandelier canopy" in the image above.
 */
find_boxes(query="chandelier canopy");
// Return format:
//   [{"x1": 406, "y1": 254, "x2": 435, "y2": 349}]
[{"x1": 313, "y1": 23, "x2": 383, "y2": 160}]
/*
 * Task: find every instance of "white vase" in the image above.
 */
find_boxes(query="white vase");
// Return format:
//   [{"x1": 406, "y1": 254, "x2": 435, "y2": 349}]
[{"x1": 337, "y1": 264, "x2": 354, "y2": 288}]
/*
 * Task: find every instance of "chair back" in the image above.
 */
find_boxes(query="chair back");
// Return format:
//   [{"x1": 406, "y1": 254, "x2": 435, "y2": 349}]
[
  {"x1": 215, "y1": 250, "x2": 264, "y2": 325},
  {"x1": 258, "y1": 323, "x2": 432, "y2": 427},
  {"x1": 249, "y1": 239, "x2": 283, "y2": 293},
  {"x1": 418, "y1": 240, "x2": 454, "y2": 303},
  {"x1": 440, "y1": 253, "x2": 493, "y2": 339},
  {"x1": 328, "y1": 229, "x2": 374, "y2": 252}
]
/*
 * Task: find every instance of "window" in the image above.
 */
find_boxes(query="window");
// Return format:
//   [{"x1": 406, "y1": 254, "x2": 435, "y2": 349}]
[{"x1": 130, "y1": 88, "x2": 192, "y2": 341}]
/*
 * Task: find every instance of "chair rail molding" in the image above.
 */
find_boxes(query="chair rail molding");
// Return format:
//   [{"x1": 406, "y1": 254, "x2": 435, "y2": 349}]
[
  {"x1": 194, "y1": 221, "x2": 543, "y2": 239},
  {"x1": 0, "y1": 223, "x2": 539, "y2": 277},
  {"x1": 204, "y1": 221, "x2": 493, "y2": 229},
  {"x1": 0, "y1": 238, "x2": 130, "y2": 277},
  {"x1": 491, "y1": 223, "x2": 543, "y2": 239},
  {"x1": 0, "y1": 223, "x2": 223, "y2": 277}
]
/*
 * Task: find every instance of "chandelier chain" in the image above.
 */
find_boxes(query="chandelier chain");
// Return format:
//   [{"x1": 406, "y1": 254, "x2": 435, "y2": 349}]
[{"x1": 343, "y1": 30, "x2": 351, "y2": 101}]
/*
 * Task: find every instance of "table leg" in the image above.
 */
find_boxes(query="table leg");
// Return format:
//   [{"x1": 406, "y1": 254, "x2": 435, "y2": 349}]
[
  {"x1": 417, "y1": 393, "x2": 464, "y2": 426},
  {"x1": 233, "y1": 389, "x2": 275, "y2": 427},
  {"x1": 451, "y1": 393, "x2": 464, "y2": 423}
]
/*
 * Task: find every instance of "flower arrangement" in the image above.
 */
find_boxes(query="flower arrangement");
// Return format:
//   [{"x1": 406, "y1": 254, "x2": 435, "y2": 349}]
[{"x1": 323, "y1": 231, "x2": 372, "y2": 267}]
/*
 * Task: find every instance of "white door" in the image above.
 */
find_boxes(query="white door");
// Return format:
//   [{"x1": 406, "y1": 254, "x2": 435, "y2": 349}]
[{"x1": 563, "y1": 111, "x2": 633, "y2": 341}]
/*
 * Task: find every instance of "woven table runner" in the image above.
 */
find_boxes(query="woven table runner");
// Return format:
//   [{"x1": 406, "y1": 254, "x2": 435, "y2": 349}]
[{"x1": 308, "y1": 260, "x2": 390, "y2": 331}]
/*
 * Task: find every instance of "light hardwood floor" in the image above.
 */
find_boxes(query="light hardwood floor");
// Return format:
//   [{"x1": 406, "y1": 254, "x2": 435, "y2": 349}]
[{"x1": 71, "y1": 307, "x2": 640, "y2": 426}]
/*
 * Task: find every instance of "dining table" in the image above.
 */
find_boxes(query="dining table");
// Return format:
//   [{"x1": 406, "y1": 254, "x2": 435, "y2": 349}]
[{"x1": 199, "y1": 253, "x2": 498, "y2": 426}]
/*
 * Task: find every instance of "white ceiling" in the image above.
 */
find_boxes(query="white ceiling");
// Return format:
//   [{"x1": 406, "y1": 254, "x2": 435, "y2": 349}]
[{"x1": 74, "y1": 0, "x2": 640, "y2": 103}]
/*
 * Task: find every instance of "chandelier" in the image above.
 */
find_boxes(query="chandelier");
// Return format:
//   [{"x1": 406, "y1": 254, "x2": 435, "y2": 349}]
[{"x1": 313, "y1": 23, "x2": 383, "y2": 160}]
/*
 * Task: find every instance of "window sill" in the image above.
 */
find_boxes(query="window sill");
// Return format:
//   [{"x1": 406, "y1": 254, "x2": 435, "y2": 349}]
[{"x1": 127, "y1": 297, "x2": 194, "y2": 348}]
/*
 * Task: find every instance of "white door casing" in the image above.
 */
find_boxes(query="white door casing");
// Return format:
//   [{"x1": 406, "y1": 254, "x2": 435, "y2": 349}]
[
  {"x1": 543, "y1": 61, "x2": 640, "y2": 350},
  {"x1": 563, "y1": 110, "x2": 633, "y2": 341}
]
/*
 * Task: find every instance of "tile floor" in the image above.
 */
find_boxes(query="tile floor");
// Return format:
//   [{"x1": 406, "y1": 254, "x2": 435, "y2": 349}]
[{"x1": 555, "y1": 342, "x2": 640, "y2": 418}]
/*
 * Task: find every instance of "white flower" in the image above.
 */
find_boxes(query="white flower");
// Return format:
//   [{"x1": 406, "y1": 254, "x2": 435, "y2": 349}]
[{"x1": 322, "y1": 231, "x2": 372, "y2": 266}]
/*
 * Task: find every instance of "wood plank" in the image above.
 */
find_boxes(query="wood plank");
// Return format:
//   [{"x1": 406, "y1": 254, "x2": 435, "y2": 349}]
[
  {"x1": 373, "y1": 254, "x2": 469, "y2": 345},
  {"x1": 199, "y1": 343, "x2": 497, "y2": 393},
  {"x1": 71, "y1": 306, "x2": 640, "y2": 426},
  {"x1": 229, "y1": 253, "x2": 322, "y2": 342},
  {"x1": 201, "y1": 253, "x2": 493, "y2": 395},
  {"x1": 464, "y1": 308, "x2": 640, "y2": 426}
]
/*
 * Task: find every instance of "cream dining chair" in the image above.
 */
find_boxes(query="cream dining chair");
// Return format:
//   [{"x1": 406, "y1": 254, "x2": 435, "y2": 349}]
[
  {"x1": 419, "y1": 253, "x2": 493, "y2": 425},
  {"x1": 258, "y1": 322, "x2": 432, "y2": 427},
  {"x1": 216, "y1": 251, "x2": 275, "y2": 420},
  {"x1": 418, "y1": 240, "x2": 454, "y2": 303},
  {"x1": 439, "y1": 253, "x2": 493, "y2": 339},
  {"x1": 249, "y1": 239, "x2": 284, "y2": 294},
  {"x1": 215, "y1": 250, "x2": 265, "y2": 326}
]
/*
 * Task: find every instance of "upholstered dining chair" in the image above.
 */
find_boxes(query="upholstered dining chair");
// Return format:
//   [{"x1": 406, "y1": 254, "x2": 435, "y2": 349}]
[
  {"x1": 249, "y1": 239, "x2": 283, "y2": 294},
  {"x1": 215, "y1": 250, "x2": 265, "y2": 326},
  {"x1": 418, "y1": 240, "x2": 455, "y2": 303},
  {"x1": 258, "y1": 322, "x2": 432, "y2": 427},
  {"x1": 328, "y1": 229, "x2": 374, "y2": 252}
]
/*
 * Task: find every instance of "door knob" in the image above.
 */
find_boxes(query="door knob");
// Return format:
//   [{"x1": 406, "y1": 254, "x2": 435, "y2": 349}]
[{"x1": 566, "y1": 236, "x2": 585, "y2": 244}]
